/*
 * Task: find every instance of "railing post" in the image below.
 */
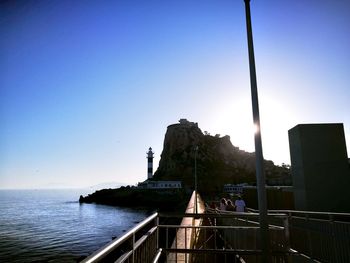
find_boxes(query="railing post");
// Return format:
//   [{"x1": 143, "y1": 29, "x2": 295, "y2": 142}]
[
  {"x1": 156, "y1": 215, "x2": 159, "y2": 250},
  {"x1": 185, "y1": 226, "x2": 188, "y2": 263},
  {"x1": 329, "y1": 214, "x2": 337, "y2": 261},
  {"x1": 132, "y1": 232, "x2": 135, "y2": 263},
  {"x1": 283, "y1": 214, "x2": 291, "y2": 250},
  {"x1": 175, "y1": 227, "x2": 178, "y2": 263},
  {"x1": 305, "y1": 214, "x2": 313, "y2": 259},
  {"x1": 283, "y1": 214, "x2": 292, "y2": 262}
]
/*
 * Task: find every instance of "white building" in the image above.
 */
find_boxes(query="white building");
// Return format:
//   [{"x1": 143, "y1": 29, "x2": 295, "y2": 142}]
[
  {"x1": 138, "y1": 180, "x2": 182, "y2": 189},
  {"x1": 223, "y1": 183, "x2": 248, "y2": 194}
]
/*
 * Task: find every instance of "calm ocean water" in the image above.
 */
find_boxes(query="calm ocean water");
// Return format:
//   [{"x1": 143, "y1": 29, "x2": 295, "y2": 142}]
[{"x1": 0, "y1": 189, "x2": 149, "y2": 262}]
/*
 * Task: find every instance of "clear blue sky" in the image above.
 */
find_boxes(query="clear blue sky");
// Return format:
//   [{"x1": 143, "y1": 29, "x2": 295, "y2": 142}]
[{"x1": 1, "y1": 0, "x2": 349, "y2": 189}]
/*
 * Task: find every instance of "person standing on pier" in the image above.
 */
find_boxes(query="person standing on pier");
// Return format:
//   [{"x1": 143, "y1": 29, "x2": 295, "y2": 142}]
[
  {"x1": 235, "y1": 196, "x2": 246, "y2": 212},
  {"x1": 219, "y1": 198, "x2": 227, "y2": 210},
  {"x1": 226, "y1": 200, "x2": 235, "y2": 211}
]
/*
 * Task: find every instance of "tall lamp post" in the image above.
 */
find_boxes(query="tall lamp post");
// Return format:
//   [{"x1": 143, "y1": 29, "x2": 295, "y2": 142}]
[
  {"x1": 194, "y1": 145, "x2": 198, "y2": 214},
  {"x1": 243, "y1": 0, "x2": 269, "y2": 261}
]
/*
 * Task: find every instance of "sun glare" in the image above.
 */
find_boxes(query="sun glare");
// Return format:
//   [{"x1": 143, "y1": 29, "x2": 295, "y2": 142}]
[
  {"x1": 259, "y1": 95, "x2": 298, "y2": 165},
  {"x1": 209, "y1": 96, "x2": 255, "y2": 152},
  {"x1": 209, "y1": 94, "x2": 296, "y2": 165},
  {"x1": 253, "y1": 123, "x2": 259, "y2": 134}
]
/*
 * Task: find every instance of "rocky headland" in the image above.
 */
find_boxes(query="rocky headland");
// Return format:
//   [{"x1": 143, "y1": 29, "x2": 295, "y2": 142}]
[
  {"x1": 153, "y1": 119, "x2": 290, "y2": 196},
  {"x1": 79, "y1": 119, "x2": 291, "y2": 209}
]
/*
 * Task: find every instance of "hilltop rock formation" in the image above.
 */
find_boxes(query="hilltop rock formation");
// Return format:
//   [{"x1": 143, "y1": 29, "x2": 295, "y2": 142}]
[
  {"x1": 79, "y1": 119, "x2": 291, "y2": 209},
  {"x1": 152, "y1": 119, "x2": 290, "y2": 195}
]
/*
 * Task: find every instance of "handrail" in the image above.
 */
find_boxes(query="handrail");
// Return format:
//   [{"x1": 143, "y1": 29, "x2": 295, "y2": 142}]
[
  {"x1": 81, "y1": 212, "x2": 158, "y2": 263},
  {"x1": 247, "y1": 208, "x2": 350, "y2": 217},
  {"x1": 152, "y1": 248, "x2": 162, "y2": 263},
  {"x1": 158, "y1": 224, "x2": 285, "y2": 230},
  {"x1": 160, "y1": 212, "x2": 288, "y2": 218}
]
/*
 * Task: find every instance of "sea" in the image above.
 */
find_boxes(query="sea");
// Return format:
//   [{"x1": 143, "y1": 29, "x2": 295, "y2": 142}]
[{"x1": 0, "y1": 189, "x2": 150, "y2": 262}]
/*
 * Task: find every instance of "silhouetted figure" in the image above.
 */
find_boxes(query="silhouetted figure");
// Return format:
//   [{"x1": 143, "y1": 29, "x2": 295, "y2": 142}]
[
  {"x1": 226, "y1": 200, "x2": 235, "y2": 211},
  {"x1": 219, "y1": 198, "x2": 227, "y2": 211},
  {"x1": 234, "y1": 196, "x2": 246, "y2": 212}
]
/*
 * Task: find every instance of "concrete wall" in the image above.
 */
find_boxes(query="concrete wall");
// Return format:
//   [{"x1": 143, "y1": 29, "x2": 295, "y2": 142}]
[
  {"x1": 288, "y1": 123, "x2": 350, "y2": 212},
  {"x1": 243, "y1": 187, "x2": 295, "y2": 210}
]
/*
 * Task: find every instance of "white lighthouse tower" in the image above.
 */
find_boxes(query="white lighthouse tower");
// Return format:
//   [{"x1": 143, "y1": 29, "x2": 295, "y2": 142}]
[{"x1": 147, "y1": 147, "x2": 154, "y2": 179}]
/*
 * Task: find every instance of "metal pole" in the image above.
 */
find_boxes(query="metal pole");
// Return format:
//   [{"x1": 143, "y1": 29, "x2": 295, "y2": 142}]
[
  {"x1": 243, "y1": 0, "x2": 270, "y2": 261},
  {"x1": 194, "y1": 146, "x2": 198, "y2": 214}
]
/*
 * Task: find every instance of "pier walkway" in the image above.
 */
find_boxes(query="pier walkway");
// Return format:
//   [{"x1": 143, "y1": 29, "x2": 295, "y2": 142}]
[
  {"x1": 81, "y1": 191, "x2": 350, "y2": 263},
  {"x1": 167, "y1": 191, "x2": 205, "y2": 263}
]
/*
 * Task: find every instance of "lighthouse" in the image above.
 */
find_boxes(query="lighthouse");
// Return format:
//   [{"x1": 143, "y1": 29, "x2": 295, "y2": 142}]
[{"x1": 147, "y1": 147, "x2": 154, "y2": 179}]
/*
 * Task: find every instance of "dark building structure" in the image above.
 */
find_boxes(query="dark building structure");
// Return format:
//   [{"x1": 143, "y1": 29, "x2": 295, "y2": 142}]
[{"x1": 288, "y1": 123, "x2": 350, "y2": 212}]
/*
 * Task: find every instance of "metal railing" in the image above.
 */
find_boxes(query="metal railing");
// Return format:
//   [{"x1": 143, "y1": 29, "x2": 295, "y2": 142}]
[
  {"x1": 247, "y1": 208, "x2": 350, "y2": 262},
  {"x1": 81, "y1": 212, "x2": 159, "y2": 263},
  {"x1": 80, "y1": 210, "x2": 350, "y2": 263},
  {"x1": 202, "y1": 210, "x2": 292, "y2": 262}
]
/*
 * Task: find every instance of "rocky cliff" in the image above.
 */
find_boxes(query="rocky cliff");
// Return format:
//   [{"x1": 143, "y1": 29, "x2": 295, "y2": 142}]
[{"x1": 153, "y1": 119, "x2": 290, "y2": 195}]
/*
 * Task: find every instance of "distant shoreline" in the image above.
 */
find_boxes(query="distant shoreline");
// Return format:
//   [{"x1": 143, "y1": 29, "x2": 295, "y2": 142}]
[{"x1": 79, "y1": 187, "x2": 190, "y2": 212}]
